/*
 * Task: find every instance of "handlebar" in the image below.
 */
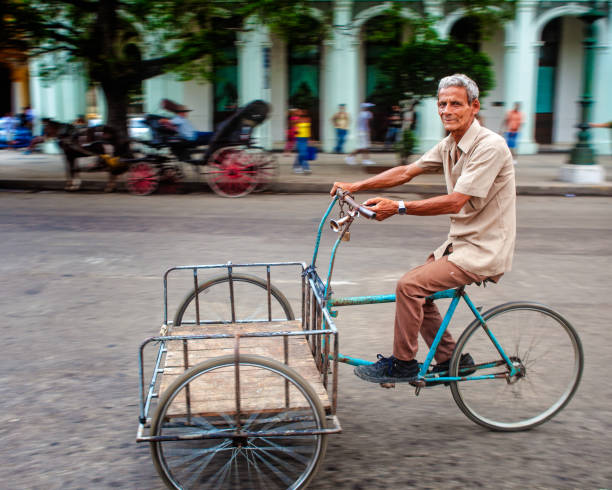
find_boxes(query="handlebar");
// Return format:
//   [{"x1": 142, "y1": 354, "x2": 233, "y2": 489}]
[{"x1": 336, "y1": 189, "x2": 377, "y2": 220}]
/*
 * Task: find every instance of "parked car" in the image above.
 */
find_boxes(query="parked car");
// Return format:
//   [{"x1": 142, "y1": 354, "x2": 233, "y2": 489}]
[
  {"x1": 86, "y1": 117, "x2": 151, "y2": 141},
  {"x1": 129, "y1": 117, "x2": 152, "y2": 141}
]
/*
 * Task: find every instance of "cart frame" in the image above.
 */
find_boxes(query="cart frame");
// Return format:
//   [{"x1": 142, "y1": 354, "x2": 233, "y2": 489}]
[{"x1": 136, "y1": 261, "x2": 342, "y2": 445}]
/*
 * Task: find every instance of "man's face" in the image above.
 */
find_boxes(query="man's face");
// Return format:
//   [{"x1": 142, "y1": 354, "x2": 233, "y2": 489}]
[{"x1": 437, "y1": 86, "x2": 480, "y2": 136}]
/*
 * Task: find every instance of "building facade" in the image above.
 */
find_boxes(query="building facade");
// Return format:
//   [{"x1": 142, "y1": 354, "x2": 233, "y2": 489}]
[{"x1": 6, "y1": 0, "x2": 611, "y2": 155}]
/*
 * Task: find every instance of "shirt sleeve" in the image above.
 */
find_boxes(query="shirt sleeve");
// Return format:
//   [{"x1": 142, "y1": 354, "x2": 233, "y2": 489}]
[
  {"x1": 415, "y1": 141, "x2": 444, "y2": 173},
  {"x1": 453, "y1": 140, "x2": 507, "y2": 198}
]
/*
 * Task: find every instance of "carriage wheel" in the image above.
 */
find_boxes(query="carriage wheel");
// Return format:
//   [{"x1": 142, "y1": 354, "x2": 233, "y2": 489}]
[
  {"x1": 206, "y1": 148, "x2": 258, "y2": 198},
  {"x1": 150, "y1": 355, "x2": 328, "y2": 489},
  {"x1": 252, "y1": 151, "x2": 279, "y2": 193},
  {"x1": 127, "y1": 161, "x2": 160, "y2": 196},
  {"x1": 173, "y1": 273, "x2": 294, "y2": 327}
]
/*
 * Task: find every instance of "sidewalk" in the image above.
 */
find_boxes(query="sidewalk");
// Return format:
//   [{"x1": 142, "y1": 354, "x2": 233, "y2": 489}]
[{"x1": 1, "y1": 148, "x2": 611, "y2": 196}]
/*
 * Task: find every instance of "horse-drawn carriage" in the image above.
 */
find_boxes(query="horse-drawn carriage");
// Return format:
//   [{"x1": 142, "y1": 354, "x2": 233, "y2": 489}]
[{"x1": 56, "y1": 100, "x2": 278, "y2": 197}]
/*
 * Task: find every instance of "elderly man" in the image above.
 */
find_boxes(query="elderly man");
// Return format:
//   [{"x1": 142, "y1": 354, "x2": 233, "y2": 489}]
[{"x1": 330, "y1": 73, "x2": 516, "y2": 384}]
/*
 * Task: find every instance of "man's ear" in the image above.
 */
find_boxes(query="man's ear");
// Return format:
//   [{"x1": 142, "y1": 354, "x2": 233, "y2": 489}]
[{"x1": 473, "y1": 99, "x2": 481, "y2": 114}]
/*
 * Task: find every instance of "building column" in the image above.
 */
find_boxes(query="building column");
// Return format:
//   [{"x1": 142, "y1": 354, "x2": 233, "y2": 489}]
[
  {"x1": 144, "y1": 74, "x2": 184, "y2": 115},
  {"x1": 591, "y1": 14, "x2": 611, "y2": 155},
  {"x1": 237, "y1": 22, "x2": 272, "y2": 148},
  {"x1": 416, "y1": 0, "x2": 445, "y2": 152},
  {"x1": 323, "y1": 0, "x2": 360, "y2": 153},
  {"x1": 29, "y1": 54, "x2": 87, "y2": 123},
  {"x1": 269, "y1": 34, "x2": 288, "y2": 149},
  {"x1": 503, "y1": 1, "x2": 539, "y2": 154}
]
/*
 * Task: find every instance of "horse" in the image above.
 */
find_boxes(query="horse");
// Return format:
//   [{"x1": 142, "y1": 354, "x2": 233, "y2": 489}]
[{"x1": 43, "y1": 119, "x2": 130, "y2": 191}]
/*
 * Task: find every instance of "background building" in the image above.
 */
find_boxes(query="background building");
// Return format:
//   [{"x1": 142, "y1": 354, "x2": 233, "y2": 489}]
[{"x1": 7, "y1": 0, "x2": 611, "y2": 155}]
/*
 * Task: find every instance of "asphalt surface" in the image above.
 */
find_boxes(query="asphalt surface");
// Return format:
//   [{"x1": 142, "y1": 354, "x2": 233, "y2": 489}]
[{"x1": 1, "y1": 191, "x2": 611, "y2": 489}]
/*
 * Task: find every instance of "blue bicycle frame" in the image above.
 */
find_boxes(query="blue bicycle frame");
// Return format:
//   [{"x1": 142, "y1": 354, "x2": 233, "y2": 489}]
[{"x1": 308, "y1": 194, "x2": 519, "y2": 384}]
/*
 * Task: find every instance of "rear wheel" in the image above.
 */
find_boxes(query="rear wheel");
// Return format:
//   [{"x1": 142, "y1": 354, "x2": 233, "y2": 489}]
[
  {"x1": 150, "y1": 355, "x2": 328, "y2": 489},
  {"x1": 127, "y1": 160, "x2": 160, "y2": 196},
  {"x1": 206, "y1": 148, "x2": 258, "y2": 198},
  {"x1": 450, "y1": 302, "x2": 583, "y2": 431}
]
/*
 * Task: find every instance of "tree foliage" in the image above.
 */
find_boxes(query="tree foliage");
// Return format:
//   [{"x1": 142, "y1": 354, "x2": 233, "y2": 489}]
[
  {"x1": 376, "y1": 40, "x2": 494, "y2": 105},
  {"x1": 1, "y1": 0, "x2": 310, "y2": 138}
]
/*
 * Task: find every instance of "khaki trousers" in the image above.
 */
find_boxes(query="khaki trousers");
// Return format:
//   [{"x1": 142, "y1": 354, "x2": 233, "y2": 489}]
[{"x1": 393, "y1": 254, "x2": 487, "y2": 363}]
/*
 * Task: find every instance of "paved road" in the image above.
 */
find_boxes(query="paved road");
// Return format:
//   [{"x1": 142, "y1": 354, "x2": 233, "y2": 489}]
[{"x1": 1, "y1": 190, "x2": 611, "y2": 489}]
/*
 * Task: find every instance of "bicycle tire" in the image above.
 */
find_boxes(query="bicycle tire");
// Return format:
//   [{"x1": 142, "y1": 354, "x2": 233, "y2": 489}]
[
  {"x1": 150, "y1": 354, "x2": 328, "y2": 489},
  {"x1": 450, "y1": 302, "x2": 583, "y2": 431},
  {"x1": 173, "y1": 273, "x2": 295, "y2": 327}
]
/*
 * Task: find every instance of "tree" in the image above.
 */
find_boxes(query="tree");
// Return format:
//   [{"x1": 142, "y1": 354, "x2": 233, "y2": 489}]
[
  {"x1": 376, "y1": 40, "x2": 494, "y2": 104},
  {"x1": 366, "y1": 1, "x2": 515, "y2": 104},
  {"x1": 1, "y1": 0, "x2": 309, "y2": 141}
]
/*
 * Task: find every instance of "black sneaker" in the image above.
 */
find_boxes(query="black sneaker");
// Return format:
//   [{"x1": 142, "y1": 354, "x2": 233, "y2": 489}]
[
  {"x1": 431, "y1": 353, "x2": 476, "y2": 376},
  {"x1": 354, "y1": 354, "x2": 419, "y2": 384}
]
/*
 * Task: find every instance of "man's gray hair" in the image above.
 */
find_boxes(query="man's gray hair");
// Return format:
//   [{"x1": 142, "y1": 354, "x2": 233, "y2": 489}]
[{"x1": 438, "y1": 74, "x2": 479, "y2": 103}]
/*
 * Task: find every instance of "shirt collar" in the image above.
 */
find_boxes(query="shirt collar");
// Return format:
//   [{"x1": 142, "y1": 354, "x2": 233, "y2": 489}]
[{"x1": 457, "y1": 119, "x2": 481, "y2": 154}]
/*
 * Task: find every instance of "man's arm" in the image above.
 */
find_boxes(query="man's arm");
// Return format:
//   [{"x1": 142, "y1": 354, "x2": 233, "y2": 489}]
[
  {"x1": 362, "y1": 192, "x2": 471, "y2": 221},
  {"x1": 330, "y1": 161, "x2": 425, "y2": 196}
]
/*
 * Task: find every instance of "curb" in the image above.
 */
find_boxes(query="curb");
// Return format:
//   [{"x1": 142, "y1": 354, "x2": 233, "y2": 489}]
[{"x1": 2, "y1": 178, "x2": 612, "y2": 196}]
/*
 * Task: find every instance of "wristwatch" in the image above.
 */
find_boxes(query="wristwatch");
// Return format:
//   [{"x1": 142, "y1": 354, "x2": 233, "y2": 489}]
[{"x1": 398, "y1": 200, "x2": 406, "y2": 215}]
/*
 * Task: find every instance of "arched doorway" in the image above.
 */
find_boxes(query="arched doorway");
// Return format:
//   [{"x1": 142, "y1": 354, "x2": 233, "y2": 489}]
[
  {"x1": 535, "y1": 17, "x2": 561, "y2": 144},
  {"x1": 449, "y1": 16, "x2": 482, "y2": 53},
  {"x1": 0, "y1": 63, "x2": 12, "y2": 115},
  {"x1": 287, "y1": 15, "x2": 322, "y2": 140},
  {"x1": 535, "y1": 15, "x2": 584, "y2": 146}
]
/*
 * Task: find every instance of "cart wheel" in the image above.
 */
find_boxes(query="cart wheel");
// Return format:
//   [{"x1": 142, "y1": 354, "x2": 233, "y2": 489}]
[
  {"x1": 206, "y1": 148, "x2": 258, "y2": 198},
  {"x1": 252, "y1": 151, "x2": 279, "y2": 193},
  {"x1": 174, "y1": 273, "x2": 294, "y2": 327},
  {"x1": 127, "y1": 160, "x2": 160, "y2": 196},
  {"x1": 150, "y1": 354, "x2": 328, "y2": 489}
]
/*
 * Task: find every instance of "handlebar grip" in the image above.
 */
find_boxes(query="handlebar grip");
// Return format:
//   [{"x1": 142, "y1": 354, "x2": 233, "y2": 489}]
[{"x1": 340, "y1": 192, "x2": 377, "y2": 220}]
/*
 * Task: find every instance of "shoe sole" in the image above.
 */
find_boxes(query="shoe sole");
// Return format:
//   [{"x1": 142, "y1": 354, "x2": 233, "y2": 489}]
[{"x1": 354, "y1": 367, "x2": 418, "y2": 384}]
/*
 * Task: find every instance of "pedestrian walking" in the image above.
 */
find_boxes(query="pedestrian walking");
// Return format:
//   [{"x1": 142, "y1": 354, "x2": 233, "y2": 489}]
[
  {"x1": 284, "y1": 108, "x2": 299, "y2": 155},
  {"x1": 331, "y1": 104, "x2": 350, "y2": 154},
  {"x1": 293, "y1": 110, "x2": 312, "y2": 174},
  {"x1": 501, "y1": 102, "x2": 523, "y2": 164},
  {"x1": 345, "y1": 102, "x2": 375, "y2": 166},
  {"x1": 384, "y1": 105, "x2": 402, "y2": 150}
]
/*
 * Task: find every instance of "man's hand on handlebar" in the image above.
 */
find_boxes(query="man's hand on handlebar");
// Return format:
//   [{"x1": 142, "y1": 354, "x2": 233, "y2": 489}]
[
  {"x1": 330, "y1": 181, "x2": 359, "y2": 197},
  {"x1": 363, "y1": 197, "x2": 398, "y2": 221}
]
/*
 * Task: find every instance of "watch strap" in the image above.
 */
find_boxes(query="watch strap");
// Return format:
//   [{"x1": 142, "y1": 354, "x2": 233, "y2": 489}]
[{"x1": 398, "y1": 200, "x2": 406, "y2": 215}]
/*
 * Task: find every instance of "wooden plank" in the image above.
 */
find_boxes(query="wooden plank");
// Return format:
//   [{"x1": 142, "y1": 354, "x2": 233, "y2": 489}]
[{"x1": 159, "y1": 320, "x2": 330, "y2": 416}]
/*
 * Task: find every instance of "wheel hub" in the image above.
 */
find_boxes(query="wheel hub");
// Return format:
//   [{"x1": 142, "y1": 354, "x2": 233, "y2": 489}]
[
  {"x1": 232, "y1": 436, "x2": 248, "y2": 448},
  {"x1": 506, "y1": 356, "x2": 526, "y2": 384}
]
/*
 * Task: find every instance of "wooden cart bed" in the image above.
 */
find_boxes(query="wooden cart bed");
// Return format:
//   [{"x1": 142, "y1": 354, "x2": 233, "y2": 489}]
[{"x1": 159, "y1": 320, "x2": 331, "y2": 417}]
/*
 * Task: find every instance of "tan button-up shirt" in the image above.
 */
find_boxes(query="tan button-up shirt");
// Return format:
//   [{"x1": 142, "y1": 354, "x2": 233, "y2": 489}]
[{"x1": 415, "y1": 120, "x2": 516, "y2": 277}]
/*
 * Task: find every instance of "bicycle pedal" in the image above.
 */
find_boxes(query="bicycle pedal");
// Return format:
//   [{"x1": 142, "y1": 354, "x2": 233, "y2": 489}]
[{"x1": 379, "y1": 382, "x2": 395, "y2": 389}]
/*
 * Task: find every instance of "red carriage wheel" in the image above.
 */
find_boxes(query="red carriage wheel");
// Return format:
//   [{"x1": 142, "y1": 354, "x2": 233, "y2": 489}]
[
  {"x1": 127, "y1": 161, "x2": 160, "y2": 196},
  {"x1": 251, "y1": 150, "x2": 279, "y2": 192},
  {"x1": 206, "y1": 147, "x2": 258, "y2": 198}
]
